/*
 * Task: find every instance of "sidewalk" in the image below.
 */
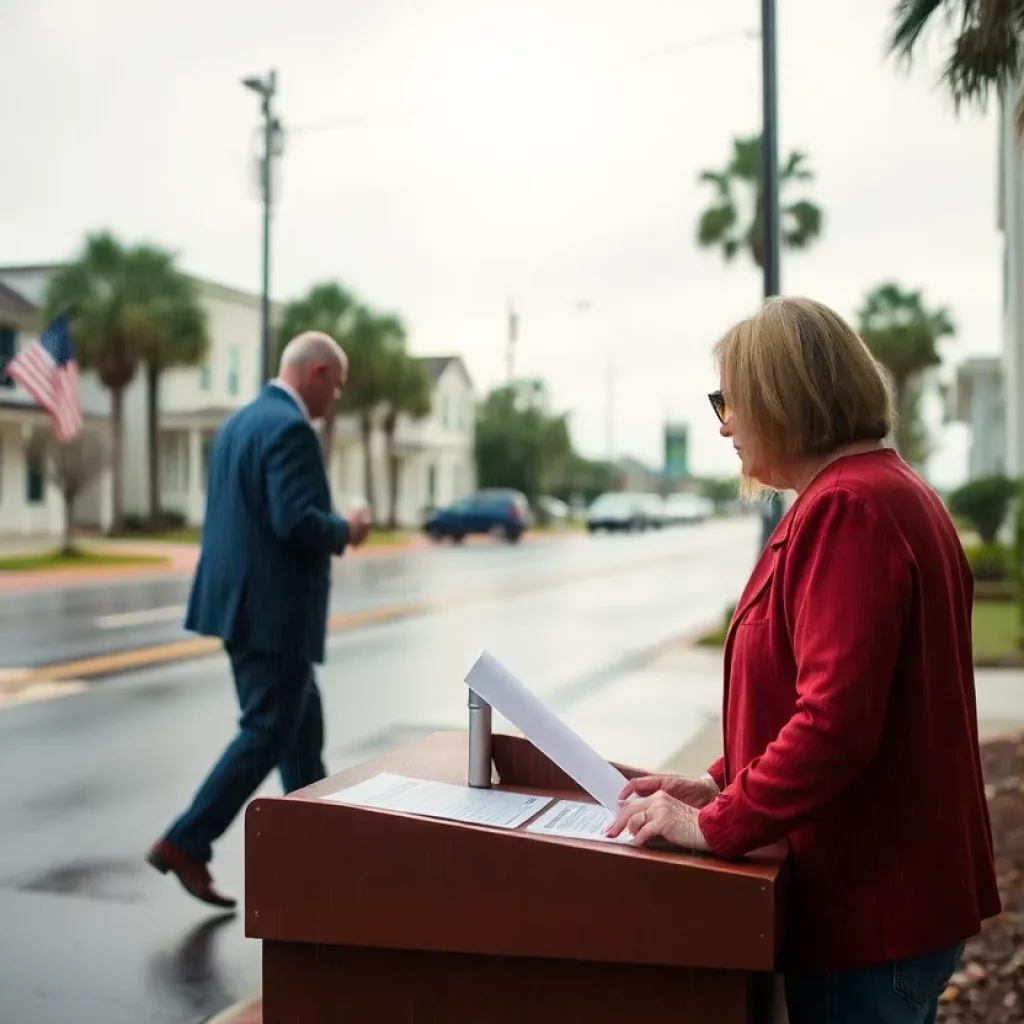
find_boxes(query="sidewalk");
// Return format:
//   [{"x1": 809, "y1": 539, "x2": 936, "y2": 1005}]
[{"x1": 200, "y1": 640, "x2": 1024, "y2": 1024}]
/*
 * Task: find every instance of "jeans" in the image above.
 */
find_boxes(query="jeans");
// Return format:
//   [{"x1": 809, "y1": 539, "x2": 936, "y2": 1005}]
[
  {"x1": 785, "y1": 941, "x2": 965, "y2": 1024},
  {"x1": 164, "y1": 648, "x2": 326, "y2": 864}
]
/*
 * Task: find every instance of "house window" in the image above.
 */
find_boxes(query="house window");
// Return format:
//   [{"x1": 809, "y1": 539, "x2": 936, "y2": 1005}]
[
  {"x1": 227, "y1": 346, "x2": 240, "y2": 396},
  {"x1": 427, "y1": 464, "x2": 437, "y2": 507},
  {"x1": 0, "y1": 326, "x2": 16, "y2": 389},
  {"x1": 441, "y1": 395, "x2": 450, "y2": 428},
  {"x1": 26, "y1": 451, "x2": 44, "y2": 504},
  {"x1": 198, "y1": 361, "x2": 211, "y2": 391}
]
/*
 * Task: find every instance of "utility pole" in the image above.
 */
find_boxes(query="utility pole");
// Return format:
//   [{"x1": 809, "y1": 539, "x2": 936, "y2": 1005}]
[
  {"x1": 760, "y1": 0, "x2": 781, "y2": 300},
  {"x1": 506, "y1": 299, "x2": 518, "y2": 385},
  {"x1": 605, "y1": 359, "x2": 614, "y2": 463},
  {"x1": 760, "y1": 0, "x2": 785, "y2": 549},
  {"x1": 243, "y1": 70, "x2": 282, "y2": 387}
]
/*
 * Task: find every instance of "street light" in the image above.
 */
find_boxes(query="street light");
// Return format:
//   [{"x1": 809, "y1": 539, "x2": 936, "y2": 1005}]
[
  {"x1": 506, "y1": 297, "x2": 592, "y2": 384},
  {"x1": 242, "y1": 70, "x2": 283, "y2": 387},
  {"x1": 759, "y1": 0, "x2": 785, "y2": 547}
]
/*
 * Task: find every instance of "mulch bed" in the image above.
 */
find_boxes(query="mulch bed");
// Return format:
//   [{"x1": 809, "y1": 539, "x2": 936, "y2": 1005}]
[{"x1": 939, "y1": 733, "x2": 1024, "y2": 1022}]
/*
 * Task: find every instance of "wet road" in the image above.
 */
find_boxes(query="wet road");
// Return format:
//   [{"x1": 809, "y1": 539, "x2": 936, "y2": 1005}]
[
  {"x1": 0, "y1": 519, "x2": 757, "y2": 1024},
  {"x1": 6, "y1": 522, "x2": 749, "y2": 670}
]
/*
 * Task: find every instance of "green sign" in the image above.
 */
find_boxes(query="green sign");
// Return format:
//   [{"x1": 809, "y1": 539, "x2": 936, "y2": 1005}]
[{"x1": 664, "y1": 424, "x2": 689, "y2": 479}]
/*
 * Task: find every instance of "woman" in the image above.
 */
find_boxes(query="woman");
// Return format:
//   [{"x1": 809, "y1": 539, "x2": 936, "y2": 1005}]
[{"x1": 606, "y1": 297, "x2": 1000, "y2": 1023}]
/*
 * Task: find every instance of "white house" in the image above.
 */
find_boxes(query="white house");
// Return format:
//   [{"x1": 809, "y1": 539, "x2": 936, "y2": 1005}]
[
  {"x1": 0, "y1": 265, "x2": 476, "y2": 536},
  {"x1": 950, "y1": 356, "x2": 1006, "y2": 479}
]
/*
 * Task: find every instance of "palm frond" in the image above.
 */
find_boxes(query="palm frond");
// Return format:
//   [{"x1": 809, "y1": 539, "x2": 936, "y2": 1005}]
[
  {"x1": 696, "y1": 203, "x2": 738, "y2": 248},
  {"x1": 782, "y1": 200, "x2": 824, "y2": 248},
  {"x1": 890, "y1": 0, "x2": 951, "y2": 62}
]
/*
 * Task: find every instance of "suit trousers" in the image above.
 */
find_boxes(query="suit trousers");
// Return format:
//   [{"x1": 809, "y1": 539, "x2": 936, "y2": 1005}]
[{"x1": 164, "y1": 647, "x2": 327, "y2": 864}]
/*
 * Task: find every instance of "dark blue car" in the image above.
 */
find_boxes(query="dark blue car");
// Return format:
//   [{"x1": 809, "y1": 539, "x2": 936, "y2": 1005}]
[{"x1": 422, "y1": 489, "x2": 530, "y2": 544}]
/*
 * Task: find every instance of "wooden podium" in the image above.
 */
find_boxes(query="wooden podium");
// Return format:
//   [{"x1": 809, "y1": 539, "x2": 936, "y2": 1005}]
[{"x1": 245, "y1": 731, "x2": 789, "y2": 1023}]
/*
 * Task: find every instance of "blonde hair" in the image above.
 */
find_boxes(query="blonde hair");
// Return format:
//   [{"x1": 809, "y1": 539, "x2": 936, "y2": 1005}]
[{"x1": 715, "y1": 297, "x2": 892, "y2": 494}]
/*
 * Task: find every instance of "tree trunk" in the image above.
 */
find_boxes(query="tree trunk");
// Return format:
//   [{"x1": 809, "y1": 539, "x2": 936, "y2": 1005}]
[
  {"x1": 319, "y1": 407, "x2": 336, "y2": 472},
  {"x1": 360, "y1": 412, "x2": 376, "y2": 519},
  {"x1": 62, "y1": 492, "x2": 76, "y2": 556},
  {"x1": 892, "y1": 375, "x2": 910, "y2": 458},
  {"x1": 385, "y1": 417, "x2": 399, "y2": 530},
  {"x1": 146, "y1": 364, "x2": 162, "y2": 531},
  {"x1": 110, "y1": 387, "x2": 125, "y2": 534}
]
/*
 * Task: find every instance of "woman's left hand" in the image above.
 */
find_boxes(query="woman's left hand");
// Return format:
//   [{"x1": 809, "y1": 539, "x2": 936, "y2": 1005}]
[{"x1": 604, "y1": 791, "x2": 711, "y2": 851}]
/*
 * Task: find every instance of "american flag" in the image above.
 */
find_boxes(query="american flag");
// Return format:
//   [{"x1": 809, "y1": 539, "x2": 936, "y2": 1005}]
[{"x1": 3, "y1": 313, "x2": 84, "y2": 443}]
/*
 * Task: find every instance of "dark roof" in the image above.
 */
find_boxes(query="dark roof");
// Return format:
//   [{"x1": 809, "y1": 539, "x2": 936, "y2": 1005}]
[
  {"x1": 0, "y1": 280, "x2": 37, "y2": 318},
  {"x1": 416, "y1": 354, "x2": 472, "y2": 387}
]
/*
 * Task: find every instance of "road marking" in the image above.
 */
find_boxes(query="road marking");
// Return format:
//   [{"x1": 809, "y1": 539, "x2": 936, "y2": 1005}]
[
  {"x1": 0, "y1": 680, "x2": 88, "y2": 707},
  {"x1": 96, "y1": 605, "x2": 187, "y2": 629}
]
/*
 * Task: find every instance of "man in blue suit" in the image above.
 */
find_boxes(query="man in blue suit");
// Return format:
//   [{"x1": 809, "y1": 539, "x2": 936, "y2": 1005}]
[{"x1": 147, "y1": 331, "x2": 370, "y2": 907}]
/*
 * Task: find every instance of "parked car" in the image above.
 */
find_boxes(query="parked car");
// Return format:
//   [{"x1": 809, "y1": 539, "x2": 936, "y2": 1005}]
[
  {"x1": 636, "y1": 492, "x2": 667, "y2": 529},
  {"x1": 422, "y1": 489, "x2": 530, "y2": 543},
  {"x1": 586, "y1": 492, "x2": 650, "y2": 533},
  {"x1": 537, "y1": 495, "x2": 569, "y2": 523},
  {"x1": 664, "y1": 493, "x2": 714, "y2": 524}
]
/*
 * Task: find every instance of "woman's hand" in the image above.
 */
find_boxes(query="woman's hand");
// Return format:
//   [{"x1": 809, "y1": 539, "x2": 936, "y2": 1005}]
[
  {"x1": 617, "y1": 772, "x2": 719, "y2": 809},
  {"x1": 604, "y1": 791, "x2": 710, "y2": 851}
]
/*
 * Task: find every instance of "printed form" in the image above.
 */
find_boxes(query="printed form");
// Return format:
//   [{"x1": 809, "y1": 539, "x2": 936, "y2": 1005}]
[
  {"x1": 322, "y1": 772, "x2": 551, "y2": 829},
  {"x1": 527, "y1": 800, "x2": 634, "y2": 845}
]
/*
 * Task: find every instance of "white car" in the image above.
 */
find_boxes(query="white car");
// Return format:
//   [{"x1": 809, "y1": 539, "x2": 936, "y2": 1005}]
[
  {"x1": 586, "y1": 492, "x2": 650, "y2": 533},
  {"x1": 664, "y1": 493, "x2": 714, "y2": 524}
]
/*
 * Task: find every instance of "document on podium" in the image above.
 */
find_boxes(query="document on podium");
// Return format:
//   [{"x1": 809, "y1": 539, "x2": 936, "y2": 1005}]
[
  {"x1": 322, "y1": 772, "x2": 551, "y2": 829},
  {"x1": 527, "y1": 800, "x2": 634, "y2": 845},
  {"x1": 464, "y1": 651, "x2": 629, "y2": 811}
]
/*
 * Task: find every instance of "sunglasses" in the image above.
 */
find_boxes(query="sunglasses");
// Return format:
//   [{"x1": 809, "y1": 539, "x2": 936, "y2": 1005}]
[{"x1": 708, "y1": 390, "x2": 728, "y2": 424}]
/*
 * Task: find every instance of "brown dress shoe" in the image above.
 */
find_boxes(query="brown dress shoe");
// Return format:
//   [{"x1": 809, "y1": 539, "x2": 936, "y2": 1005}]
[{"x1": 146, "y1": 839, "x2": 237, "y2": 909}]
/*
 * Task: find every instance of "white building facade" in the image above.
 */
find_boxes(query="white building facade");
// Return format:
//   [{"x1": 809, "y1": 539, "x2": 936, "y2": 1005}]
[
  {"x1": 999, "y1": 84, "x2": 1024, "y2": 477},
  {"x1": 0, "y1": 265, "x2": 476, "y2": 536},
  {"x1": 951, "y1": 356, "x2": 1006, "y2": 479}
]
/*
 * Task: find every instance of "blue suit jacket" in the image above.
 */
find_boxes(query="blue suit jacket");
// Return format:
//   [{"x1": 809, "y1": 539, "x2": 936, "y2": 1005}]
[{"x1": 184, "y1": 385, "x2": 350, "y2": 664}]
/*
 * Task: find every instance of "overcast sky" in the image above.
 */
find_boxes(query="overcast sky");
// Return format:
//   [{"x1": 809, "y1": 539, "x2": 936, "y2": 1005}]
[{"x1": 1, "y1": 0, "x2": 1000, "y2": 483}]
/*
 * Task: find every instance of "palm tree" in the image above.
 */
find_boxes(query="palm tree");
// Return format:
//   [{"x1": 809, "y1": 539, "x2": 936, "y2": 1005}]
[
  {"x1": 43, "y1": 233, "x2": 142, "y2": 533},
  {"x1": 341, "y1": 308, "x2": 402, "y2": 518},
  {"x1": 856, "y1": 282, "x2": 956, "y2": 461},
  {"x1": 129, "y1": 248, "x2": 208, "y2": 530},
  {"x1": 276, "y1": 282, "x2": 358, "y2": 469},
  {"x1": 696, "y1": 135, "x2": 823, "y2": 269},
  {"x1": 380, "y1": 350, "x2": 432, "y2": 529},
  {"x1": 890, "y1": 1, "x2": 1024, "y2": 132},
  {"x1": 44, "y1": 234, "x2": 207, "y2": 532}
]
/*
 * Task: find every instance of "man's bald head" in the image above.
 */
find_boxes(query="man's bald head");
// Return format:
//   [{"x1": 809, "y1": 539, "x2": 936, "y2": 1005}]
[
  {"x1": 279, "y1": 331, "x2": 348, "y2": 373},
  {"x1": 277, "y1": 331, "x2": 348, "y2": 420}
]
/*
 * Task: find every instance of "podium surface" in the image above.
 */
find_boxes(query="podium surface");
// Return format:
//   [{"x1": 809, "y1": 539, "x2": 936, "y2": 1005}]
[{"x1": 246, "y1": 731, "x2": 789, "y2": 1023}]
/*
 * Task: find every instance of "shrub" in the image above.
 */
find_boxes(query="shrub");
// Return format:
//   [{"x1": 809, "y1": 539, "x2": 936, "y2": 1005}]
[
  {"x1": 947, "y1": 475, "x2": 1018, "y2": 544},
  {"x1": 963, "y1": 543, "x2": 1013, "y2": 582}
]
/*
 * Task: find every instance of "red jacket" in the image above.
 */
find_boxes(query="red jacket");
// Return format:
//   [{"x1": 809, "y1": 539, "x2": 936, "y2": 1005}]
[{"x1": 697, "y1": 449, "x2": 1000, "y2": 971}]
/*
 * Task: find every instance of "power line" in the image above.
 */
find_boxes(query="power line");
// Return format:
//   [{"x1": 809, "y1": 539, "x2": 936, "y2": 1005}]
[{"x1": 287, "y1": 28, "x2": 758, "y2": 137}]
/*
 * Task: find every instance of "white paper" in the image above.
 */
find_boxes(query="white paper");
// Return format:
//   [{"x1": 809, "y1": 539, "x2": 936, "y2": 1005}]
[
  {"x1": 322, "y1": 771, "x2": 551, "y2": 829},
  {"x1": 527, "y1": 799, "x2": 634, "y2": 845},
  {"x1": 464, "y1": 651, "x2": 629, "y2": 811}
]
